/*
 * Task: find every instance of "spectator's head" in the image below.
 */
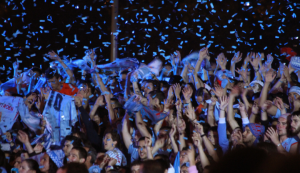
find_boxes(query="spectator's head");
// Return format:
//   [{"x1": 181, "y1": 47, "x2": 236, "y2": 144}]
[
  {"x1": 31, "y1": 67, "x2": 43, "y2": 78},
  {"x1": 131, "y1": 160, "x2": 142, "y2": 173},
  {"x1": 180, "y1": 163, "x2": 188, "y2": 173},
  {"x1": 277, "y1": 115, "x2": 288, "y2": 137},
  {"x1": 45, "y1": 68, "x2": 61, "y2": 90},
  {"x1": 139, "y1": 159, "x2": 169, "y2": 173},
  {"x1": 137, "y1": 137, "x2": 148, "y2": 161},
  {"x1": 160, "y1": 81, "x2": 170, "y2": 98},
  {"x1": 288, "y1": 86, "x2": 300, "y2": 109},
  {"x1": 83, "y1": 145, "x2": 97, "y2": 167},
  {"x1": 63, "y1": 135, "x2": 82, "y2": 156},
  {"x1": 144, "y1": 80, "x2": 160, "y2": 97},
  {"x1": 68, "y1": 147, "x2": 87, "y2": 164},
  {"x1": 103, "y1": 129, "x2": 120, "y2": 151},
  {"x1": 291, "y1": 111, "x2": 300, "y2": 135},
  {"x1": 147, "y1": 90, "x2": 165, "y2": 110},
  {"x1": 195, "y1": 87, "x2": 211, "y2": 104},
  {"x1": 19, "y1": 159, "x2": 41, "y2": 173},
  {"x1": 207, "y1": 126, "x2": 219, "y2": 146},
  {"x1": 243, "y1": 123, "x2": 265, "y2": 146},
  {"x1": 39, "y1": 153, "x2": 59, "y2": 173},
  {"x1": 180, "y1": 147, "x2": 189, "y2": 165}
]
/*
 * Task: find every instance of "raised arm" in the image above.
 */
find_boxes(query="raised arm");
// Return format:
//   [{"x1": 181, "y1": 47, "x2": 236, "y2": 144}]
[
  {"x1": 227, "y1": 87, "x2": 240, "y2": 130},
  {"x1": 169, "y1": 124, "x2": 179, "y2": 154},
  {"x1": 48, "y1": 51, "x2": 75, "y2": 84},
  {"x1": 122, "y1": 113, "x2": 133, "y2": 149},
  {"x1": 230, "y1": 51, "x2": 242, "y2": 78},
  {"x1": 135, "y1": 111, "x2": 151, "y2": 139},
  {"x1": 259, "y1": 70, "x2": 276, "y2": 108},
  {"x1": 249, "y1": 53, "x2": 263, "y2": 81},
  {"x1": 192, "y1": 132, "x2": 210, "y2": 169},
  {"x1": 104, "y1": 93, "x2": 116, "y2": 124},
  {"x1": 199, "y1": 123, "x2": 219, "y2": 162}
]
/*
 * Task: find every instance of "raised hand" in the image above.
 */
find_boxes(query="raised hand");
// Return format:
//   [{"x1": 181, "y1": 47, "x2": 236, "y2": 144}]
[
  {"x1": 17, "y1": 130, "x2": 30, "y2": 144},
  {"x1": 48, "y1": 51, "x2": 60, "y2": 60},
  {"x1": 265, "y1": 127, "x2": 280, "y2": 145},
  {"x1": 182, "y1": 86, "x2": 193, "y2": 101},
  {"x1": 250, "y1": 53, "x2": 261, "y2": 69},
  {"x1": 212, "y1": 86, "x2": 224, "y2": 98},
  {"x1": 235, "y1": 68, "x2": 247, "y2": 81},
  {"x1": 231, "y1": 51, "x2": 242, "y2": 64},
  {"x1": 274, "y1": 97, "x2": 285, "y2": 110},
  {"x1": 95, "y1": 95, "x2": 105, "y2": 106},
  {"x1": 239, "y1": 102, "x2": 246, "y2": 112},
  {"x1": 169, "y1": 124, "x2": 177, "y2": 138},
  {"x1": 13, "y1": 60, "x2": 19, "y2": 70},
  {"x1": 261, "y1": 100, "x2": 273, "y2": 111},
  {"x1": 173, "y1": 83, "x2": 181, "y2": 99},
  {"x1": 219, "y1": 96, "x2": 229, "y2": 110},
  {"x1": 199, "y1": 47, "x2": 209, "y2": 59},
  {"x1": 186, "y1": 106, "x2": 196, "y2": 121},
  {"x1": 192, "y1": 131, "x2": 202, "y2": 147},
  {"x1": 265, "y1": 54, "x2": 274, "y2": 68},
  {"x1": 265, "y1": 70, "x2": 276, "y2": 83}
]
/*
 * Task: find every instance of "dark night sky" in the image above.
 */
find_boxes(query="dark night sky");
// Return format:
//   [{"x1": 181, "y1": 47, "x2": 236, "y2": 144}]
[{"x1": 0, "y1": 0, "x2": 299, "y2": 81}]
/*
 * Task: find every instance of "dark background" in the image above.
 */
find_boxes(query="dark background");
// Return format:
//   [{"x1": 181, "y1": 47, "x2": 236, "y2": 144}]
[{"x1": 0, "y1": 0, "x2": 299, "y2": 81}]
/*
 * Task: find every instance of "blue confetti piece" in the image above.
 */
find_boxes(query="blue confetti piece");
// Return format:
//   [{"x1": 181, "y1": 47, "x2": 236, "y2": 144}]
[
  {"x1": 129, "y1": 118, "x2": 133, "y2": 121},
  {"x1": 107, "y1": 138, "x2": 111, "y2": 141},
  {"x1": 177, "y1": 140, "x2": 181, "y2": 144},
  {"x1": 70, "y1": 140, "x2": 74, "y2": 144},
  {"x1": 183, "y1": 137, "x2": 188, "y2": 140},
  {"x1": 39, "y1": 166, "x2": 44, "y2": 169}
]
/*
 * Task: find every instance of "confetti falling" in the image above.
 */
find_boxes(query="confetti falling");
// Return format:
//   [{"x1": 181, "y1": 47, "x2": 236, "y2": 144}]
[{"x1": 0, "y1": 0, "x2": 300, "y2": 81}]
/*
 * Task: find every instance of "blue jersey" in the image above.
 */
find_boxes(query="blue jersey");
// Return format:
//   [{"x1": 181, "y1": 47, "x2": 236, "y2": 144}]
[{"x1": 282, "y1": 137, "x2": 298, "y2": 152}]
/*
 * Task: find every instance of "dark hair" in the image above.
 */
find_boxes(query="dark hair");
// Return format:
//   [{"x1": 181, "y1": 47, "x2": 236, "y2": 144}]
[
  {"x1": 145, "y1": 80, "x2": 160, "y2": 91},
  {"x1": 32, "y1": 67, "x2": 42, "y2": 75},
  {"x1": 104, "y1": 129, "x2": 121, "y2": 149},
  {"x1": 140, "y1": 159, "x2": 169, "y2": 173},
  {"x1": 72, "y1": 147, "x2": 87, "y2": 160},
  {"x1": 48, "y1": 155, "x2": 58, "y2": 173},
  {"x1": 45, "y1": 68, "x2": 61, "y2": 80},
  {"x1": 292, "y1": 111, "x2": 300, "y2": 117},
  {"x1": 63, "y1": 135, "x2": 83, "y2": 148},
  {"x1": 60, "y1": 162, "x2": 88, "y2": 173},
  {"x1": 154, "y1": 154, "x2": 171, "y2": 168},
  {"x1": 168, "y1": 75, "x2": 183, "y2": 85},
  {"x1": 138, "y1": 137, "x2": 146, "y2": 142},
  {"x1": 131, "y1": 160, "x2": 143, "y2": 167},
  {"x1": 86, "y1": 147, "x2": 97, "y2": 164},
  {"x1": 148, "y1": 90, "x2": 165, "y2": 105},
  {"x1": 24, "y1": 159, "x2": 42, "y2": 173},
  {"x1": 160, "y1": 81, "x2": 170, "y2": 88}
]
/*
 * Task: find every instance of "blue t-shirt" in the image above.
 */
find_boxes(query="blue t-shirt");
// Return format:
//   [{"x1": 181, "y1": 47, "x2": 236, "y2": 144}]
[
  {"x1": 282, "y1": 137, "x2": 298, "y2": 152},
  {"x1": 128, "y1": 143, "x2": 139, "y2": 162}
]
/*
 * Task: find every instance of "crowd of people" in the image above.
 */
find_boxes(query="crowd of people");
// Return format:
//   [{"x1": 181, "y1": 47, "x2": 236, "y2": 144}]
[{"x1": 1, "y1": 46, "x2": 300, "y2": 173}]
